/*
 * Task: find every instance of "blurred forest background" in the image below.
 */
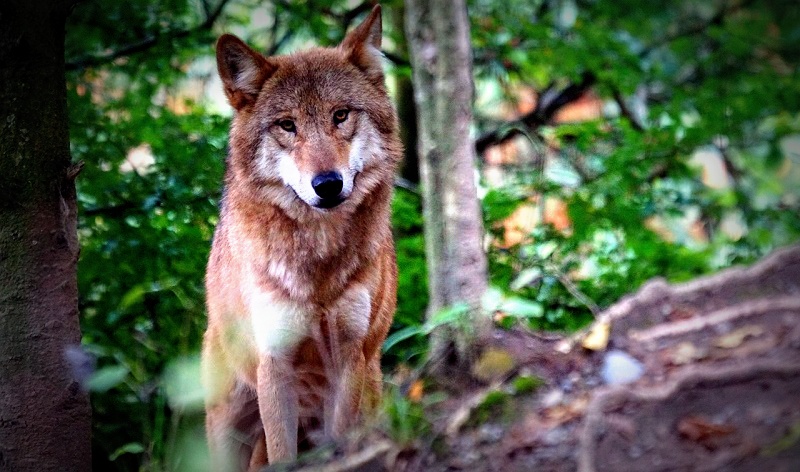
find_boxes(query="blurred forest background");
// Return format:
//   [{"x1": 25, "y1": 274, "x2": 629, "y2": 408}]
[{"x1": 57, "y1": 0, "x2": 799, "y2": 470}]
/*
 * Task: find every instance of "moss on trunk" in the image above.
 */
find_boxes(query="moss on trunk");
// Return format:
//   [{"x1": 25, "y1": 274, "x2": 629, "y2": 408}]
[{"x1": 0, "y1": 1, "x2": 91, "y2": 470}]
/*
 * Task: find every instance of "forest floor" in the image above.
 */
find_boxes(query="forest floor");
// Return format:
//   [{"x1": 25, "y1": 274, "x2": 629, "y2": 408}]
[{"x1": 274, "y1": 244, "x2": 800, "y2": 472}]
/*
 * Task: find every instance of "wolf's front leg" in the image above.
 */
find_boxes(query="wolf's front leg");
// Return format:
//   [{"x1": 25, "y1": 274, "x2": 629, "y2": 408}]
[
  {"x1": 328, "y1": 345, "x2": 367, "y2": 437},
  {"x1": 256, "y1": 355, "x2": 299, "y2": 463},
  {"x1": 324, "y1": 284, "x2": 374, "y2": 438}
]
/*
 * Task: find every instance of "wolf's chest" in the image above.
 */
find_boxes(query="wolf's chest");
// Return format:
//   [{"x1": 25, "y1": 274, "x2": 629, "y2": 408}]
[{"x1": 247, "y1": 290, "x2": 313, "y2": 355}]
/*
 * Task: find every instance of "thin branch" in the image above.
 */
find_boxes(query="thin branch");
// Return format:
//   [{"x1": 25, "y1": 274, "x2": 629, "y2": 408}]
[
  {"x1": 268, "y1": 1, "x2": 281, "y2": 50},
  {"x1": 381, "y1": 50, "x2": 410, "y2": 67},
  {"x1": 199, "y1": 0, "x2": 212, "y2": 18},
  {"x1": 553, "y1": 269, "x2": 601, "y2": 317},
  {"x1": 266, "y1": 30, "x2": 293, "y2": 56},
  {"x1": 394, "y1": 176, "x2": 420, "y2": 195},
  {"x1": 474, "y1": 72, "x2": 596, "y2": 154},
  {"x1": 309, "y1": 0, "x2": 375, "y2": 34},
  {"x1": 474, "y1": 0, "x2": 757, "y2": 155},
  {"x1": 65, "y1": 0, "x2": 232, "y2": 72},
  {"x1": 637, "y1": 0, "x2": 753, "y2": 58},
  {"x1": 276, "y1": 0, "x2": 375, "y2": 40},
  {"x1": 602, "y1": 1, "x2": 753, "y2": 132},
  {"x1": 337, "y1": 1, "x2": 376, "y2": 33},
  {"x1": 611, "y1": 87, "x2": 645, "y2": 132},
  {"x1": 714, "y1": 137, "x2": 743, "y2": 182},
  {"x1": 82, "y1": 200, "x2": 141, "y2": 218}
]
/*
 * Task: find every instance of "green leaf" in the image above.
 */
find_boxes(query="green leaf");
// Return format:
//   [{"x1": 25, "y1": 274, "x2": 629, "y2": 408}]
[
  {"x1": 86, "y1": 365, "x2": 129, "y2": 393},
  {"x1": 382, "y1": 325, "x2": 424, "y2": 354},
  {"x1": 500, "y1": 297, "x2": 544, "y2": 318},
  {"x1": 163, "y1": 355, "x2": 205, "y2": 412},
  {"x1": 423, "y1": 303, "x2": 471, "y2": 333},
  {"x1": 481, "y1": 286, "x2": 505, "y2": 312},
  {"x1": 118, "y1": 284, "x2": 147, "y2": 310},
  {"x1": 482, "y1": 188, "x2": 526, "y2": 224},
  {"x1": 510, "y1": 267, "x2": 543, "y2": 291},
  {"x1": 109, "y1": 442, "x2": 145, "y2": 461}
]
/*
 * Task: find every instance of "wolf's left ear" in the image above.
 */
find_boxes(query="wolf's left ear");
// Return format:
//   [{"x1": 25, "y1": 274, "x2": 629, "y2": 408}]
[{"x1": 340, "y1": 5, "x2": 384, "y2": 86}]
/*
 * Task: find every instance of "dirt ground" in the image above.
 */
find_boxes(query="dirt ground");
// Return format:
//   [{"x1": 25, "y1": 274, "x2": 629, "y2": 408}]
[{"x1": 277, "y1": 244, "x2": 800, "y2": 472}]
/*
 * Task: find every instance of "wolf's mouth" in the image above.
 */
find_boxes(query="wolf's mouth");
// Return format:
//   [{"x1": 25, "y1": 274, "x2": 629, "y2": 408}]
[{"x1": 314, "y1": 197, "x2": 344, "y2": 209}]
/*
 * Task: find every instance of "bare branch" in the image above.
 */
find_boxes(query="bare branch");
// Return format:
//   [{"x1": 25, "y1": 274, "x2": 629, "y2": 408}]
[
  {"x1": 381, "y1": 50, "x2": 410, "y2": 67},
  {"x1": 611, "y1": 87, "x2": 645, "y2": 132},
  {"x1": 638, "y1": 0, "x2": 754, "y2": 58},
  {"x1": 552, "y1": 267, "x2": 601, "y2": 317},
  {"x1": 65, "y1": 0, "x2": 232, "y2": 72},
  {"x1": 474, "y1": 0, "x2": 757, "y2": 155},
  {"x1": 474, "y1": 72, "x2": 596, "y2": 154},
  {"x1": 394, "y1": 176, "x2": 419, "y2": 195},
  {"x1": 267, "y1": 1, "x2": 282, "y2": 53},
  {"x1": 266, "y1": 30, "x2": 293, "y2": 56},
  {"x1": 338, "y1": 1, "x2": 376, "y2": 33},
  {"x1": 199, "y1": 0, "x2": 212, "y2": 18}
]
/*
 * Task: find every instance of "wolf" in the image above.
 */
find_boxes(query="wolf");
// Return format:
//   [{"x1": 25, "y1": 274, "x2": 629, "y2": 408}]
[{"x1": 201, "y1": 5, "x2": 400, "y2": 470}]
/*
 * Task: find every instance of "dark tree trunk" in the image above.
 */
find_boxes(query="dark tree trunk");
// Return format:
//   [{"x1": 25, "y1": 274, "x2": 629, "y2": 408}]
[
  {"x1": 404, "y1": 0, "x2": 490, "y2": 369},
  {"x1": 388, "y1": 4, "x2": 419, "y2": 184},
  {"x1": 0, "y1": 1, "x2": 91, "y2": 471}
]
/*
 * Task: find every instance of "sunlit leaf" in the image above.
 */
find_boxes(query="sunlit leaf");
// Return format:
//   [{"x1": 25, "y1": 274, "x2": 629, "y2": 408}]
[
  {"x1": 86, "y1": 365, "x2": 129, "y2": 393},
  {"x1": 109, "y1": 442, "x2": 144, "y2": 461}
]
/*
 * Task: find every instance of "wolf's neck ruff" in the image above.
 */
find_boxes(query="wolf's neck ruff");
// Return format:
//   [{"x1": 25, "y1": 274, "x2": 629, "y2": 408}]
[{"x1": 223, "y1": 180, "x2": 392, "y2": 302}]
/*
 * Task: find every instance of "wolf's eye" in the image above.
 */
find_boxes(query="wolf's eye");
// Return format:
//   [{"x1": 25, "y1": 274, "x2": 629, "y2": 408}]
[
  {"x1": 278, "y1": 119, "x2": 296, "y2": 133},
  {"x1": 333, "y1": 109, "x2": 349, "y2": 125}
]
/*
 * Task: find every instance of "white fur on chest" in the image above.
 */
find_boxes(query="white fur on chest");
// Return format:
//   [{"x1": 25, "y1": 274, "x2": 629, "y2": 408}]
[
  {"x1": 248, "y1": 290, "x2": 311, "y2": 356},
  {"x1": 246, "y1": 277, "x2": 373, "y2": 356}
]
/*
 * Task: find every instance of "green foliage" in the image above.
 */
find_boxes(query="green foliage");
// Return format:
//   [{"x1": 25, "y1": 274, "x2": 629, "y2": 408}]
[
  {"x1": 511, "y1": 374, "x2": 545, "y2": 395},
  {"x1": 65, "y1": 0, "x2": 799, "y2": 469},
  {"x1": 382, "y1": 303, "x2": 470, "y2": 358},
  {"x1": 468, "y1": 389, "x2": 518, "y2": 428},
  {"x1": 380, "y1": 385, "x2": 438, "y2": 447},
  {"x1": 70, "y1": 64, "x2": 224, "y2": 471},
  {"x1": 477, "y1": 0, "x2": 800, "y2": 332},
  {"x1": 387, "y1": 189, "x2": 429, "y2": 365}
]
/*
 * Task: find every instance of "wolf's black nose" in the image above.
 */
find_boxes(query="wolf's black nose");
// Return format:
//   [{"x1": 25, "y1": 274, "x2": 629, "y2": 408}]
[{"x1": 312, "y1": 171, "x2": 343, "y2": 199}]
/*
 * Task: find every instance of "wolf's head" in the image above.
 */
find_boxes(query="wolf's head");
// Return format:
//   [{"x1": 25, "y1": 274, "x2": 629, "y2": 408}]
[{"x1": 217, "y1": 5, "x2": 400, "y2": 217}]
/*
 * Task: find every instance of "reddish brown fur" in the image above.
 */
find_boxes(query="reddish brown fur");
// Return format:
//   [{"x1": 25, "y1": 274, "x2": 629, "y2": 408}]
[{"x1": 202, "y1": 6, "x2": 400, "y2": 470}]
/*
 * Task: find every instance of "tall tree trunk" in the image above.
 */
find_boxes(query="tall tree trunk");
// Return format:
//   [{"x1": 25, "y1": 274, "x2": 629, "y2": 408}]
[
  {"x1": 404, "y1": 0, "x2": 489, "y2": 369},
  {"x1": 388, "y1": 4, "x2": 419, "y2": 184},
  {"x1": 0, "y1": 1, "x2": 91, "y2": 471}
]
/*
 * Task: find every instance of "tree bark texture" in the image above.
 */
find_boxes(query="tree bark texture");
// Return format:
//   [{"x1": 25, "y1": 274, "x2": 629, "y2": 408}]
[
  {"x1": 404, "y1": 0, "x2": 490, "y2": 364},
  {"x1": 0, "y1": 1, "x2": 91, "y2": 471}
]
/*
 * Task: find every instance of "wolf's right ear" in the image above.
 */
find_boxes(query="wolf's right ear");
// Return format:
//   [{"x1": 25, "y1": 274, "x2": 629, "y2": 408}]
[{"x1": 216, "y1": 34, "x2": 277, "y2": 111}]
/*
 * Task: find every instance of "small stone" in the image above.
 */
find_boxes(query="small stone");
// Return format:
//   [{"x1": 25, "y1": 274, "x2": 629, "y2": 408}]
[
  {"x1": 541, "y1": 427, "x2": 568, "y2": 445},
  {"x1": 478, "y1": 424, "x2": 504, "y2": 443},
  {"x1": 601, "y1": 350, "x2": 644, "y2": 385},
  {"x1": 541, "y1": 389, "x2": 564, "y2": 408}
]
